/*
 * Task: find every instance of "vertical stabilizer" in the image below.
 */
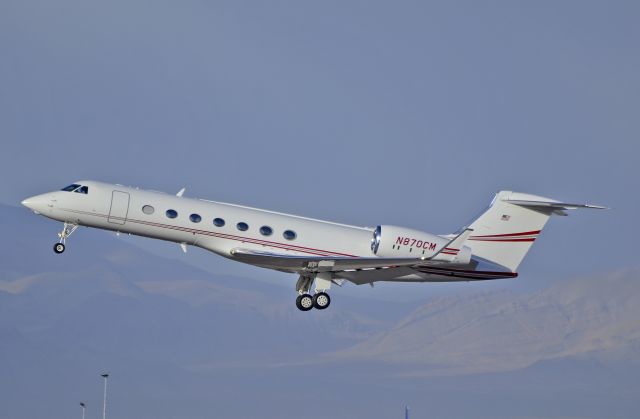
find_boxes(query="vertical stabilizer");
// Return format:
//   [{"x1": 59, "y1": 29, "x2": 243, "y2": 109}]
[{"x1": 466, "y1": 191, "x2": 604, "y2": 272}]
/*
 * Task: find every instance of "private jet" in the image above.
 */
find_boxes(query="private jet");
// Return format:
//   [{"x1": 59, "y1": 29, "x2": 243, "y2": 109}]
[{"x1": 22, "y1": 181, "x2": 605, "y2": 311}]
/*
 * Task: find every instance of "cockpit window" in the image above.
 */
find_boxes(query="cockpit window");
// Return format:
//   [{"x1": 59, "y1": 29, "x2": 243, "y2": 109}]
[
  {"x1": 61, "y1": 184, "x2": 88, "y2": 194},
  {"x1": 61, "y1": 184, "x2": 81, "y2": 192}
]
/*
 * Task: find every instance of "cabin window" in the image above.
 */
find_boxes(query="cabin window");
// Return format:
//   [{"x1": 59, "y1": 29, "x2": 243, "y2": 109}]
[
  {"x1": 166, "y1": 209, "x2": 178, "y2": 219},
  {"x1": 190, "y1": 214, "x2": 202, "y2": 223},
  {"x1": 259, "y1": 226, "x2": 273, "y2": 236},
  {"x1": 74, "y1": 186, "x2": 89, "y2": 194},
  {"x1": 283, "y1": 230, "x2": 297, "y2": 241},
  {"x1": 142, "y1": 205, "x2": 155, "y2": 215},
  {"x1": 61, "y1": 184, "x2": 80, "y2": 192},
  {"x1": 213, "y1": 218, "x2": 225, "y2": 227},
  {"x1": 236, "y1": 222, "x2": 249, "y2": 231}
]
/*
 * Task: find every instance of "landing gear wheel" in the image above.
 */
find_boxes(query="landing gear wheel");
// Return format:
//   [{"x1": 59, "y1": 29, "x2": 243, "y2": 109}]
[
  {"x1": 313, "y1": 292, "x2": 331, "y2": 310},
  {"x1": 296, "y1": 294, "x2": 314, "y2": 311},
  {"x1": 53, "y1": 243, "x2": 65, "y2": 254}
]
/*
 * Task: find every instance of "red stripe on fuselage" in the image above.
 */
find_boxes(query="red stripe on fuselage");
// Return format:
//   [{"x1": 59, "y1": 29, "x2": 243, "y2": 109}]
[
  {"x1": 470, "y1": 230, "x2": 541, "y2": 238},
  {"x1": 468, "y1": 238, "x2": 536, "y2": 242},
  {"x1": 61, "y1": 208, "x2": 359, "y2": 257}
]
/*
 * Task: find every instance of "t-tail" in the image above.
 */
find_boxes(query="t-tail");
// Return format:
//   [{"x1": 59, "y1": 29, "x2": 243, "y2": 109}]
[{"x1": 466, "y1": 191, "x2": 606, "y2": 273}]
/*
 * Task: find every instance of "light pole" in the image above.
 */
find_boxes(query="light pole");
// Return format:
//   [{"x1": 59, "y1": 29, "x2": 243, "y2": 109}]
[
  {"x1": 79, "y1": 402, "x2": 86, "y2": 419},
  {"x1": 101, "y1": 373, "x2": 109, "y2": 419}
]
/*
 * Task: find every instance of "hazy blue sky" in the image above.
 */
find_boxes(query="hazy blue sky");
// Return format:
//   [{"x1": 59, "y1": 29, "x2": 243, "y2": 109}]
[{"x1": 1, "y1": 0, "x2": 638, "y2": 288}]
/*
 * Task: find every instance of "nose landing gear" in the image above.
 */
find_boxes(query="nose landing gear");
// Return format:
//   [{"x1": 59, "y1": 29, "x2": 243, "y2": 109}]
[{"x1": 53, "y1": 222, "x2": 78, "y2": 254}]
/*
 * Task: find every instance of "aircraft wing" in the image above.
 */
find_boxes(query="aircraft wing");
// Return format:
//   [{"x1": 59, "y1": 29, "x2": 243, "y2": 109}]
[{"x1": 229, "y1": 248, "x2": 425, "y2": 274}]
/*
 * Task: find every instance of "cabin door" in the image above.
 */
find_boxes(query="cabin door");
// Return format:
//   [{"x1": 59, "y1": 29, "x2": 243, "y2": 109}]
[{"x1": 108, "y1": 190, "x2": 130, "y2": 225}]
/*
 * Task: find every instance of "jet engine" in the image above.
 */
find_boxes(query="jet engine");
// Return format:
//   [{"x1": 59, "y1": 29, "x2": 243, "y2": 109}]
[{"x1": 370, "y1": 225, "x2": 472, "y2": 264}]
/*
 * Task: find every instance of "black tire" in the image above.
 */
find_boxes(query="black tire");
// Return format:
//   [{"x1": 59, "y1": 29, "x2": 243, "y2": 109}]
[
  {"x1": 53, "y1": 243, "x2": 65, "y2": 254},
  {"x1": 296, "y1": 294, "x2": 314, "y2": 311},
  {"x1": 313, "y1": 292, "x2": 331, "y2": 310}
]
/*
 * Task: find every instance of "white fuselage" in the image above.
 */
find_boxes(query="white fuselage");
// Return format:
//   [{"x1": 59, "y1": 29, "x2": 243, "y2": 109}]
[
  {"x1": 23, "y1": 180, "x2": 526, "y2": 287},
  {"x1": 25, "y1": 180, "x2": 381, "y2": 260}
]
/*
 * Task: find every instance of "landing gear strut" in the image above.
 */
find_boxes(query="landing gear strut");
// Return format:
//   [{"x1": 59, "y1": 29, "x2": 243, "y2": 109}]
[
  {"x1": 54, "y1": 222, "x2": 78, "y2": 254},
  {"x1": 295, "y1": 274, "x2": 332, "y2": 311}
]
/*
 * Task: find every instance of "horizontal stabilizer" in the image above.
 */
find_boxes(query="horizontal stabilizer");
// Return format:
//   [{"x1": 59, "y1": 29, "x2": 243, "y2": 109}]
[
  {"x1": 504, "y1": 198, "x2": 608, "y2": 216},
  {"x1": 505, "y1": 199, "x2": 607, "y2": 210}
]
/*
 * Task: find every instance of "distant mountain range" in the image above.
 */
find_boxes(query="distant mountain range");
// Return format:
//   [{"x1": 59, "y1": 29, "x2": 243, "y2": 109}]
[
  {"x1": 2, "y1": 204, "x2": 638, "y2": 419},
  {"x1": 330, "y1": 268, "x2": 640, "y2": 376}
]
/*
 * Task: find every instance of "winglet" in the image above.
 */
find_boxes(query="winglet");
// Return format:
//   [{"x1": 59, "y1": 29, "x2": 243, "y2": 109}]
[{"x1": 176, "y1": 188, "x2": 186, "y2": 197}]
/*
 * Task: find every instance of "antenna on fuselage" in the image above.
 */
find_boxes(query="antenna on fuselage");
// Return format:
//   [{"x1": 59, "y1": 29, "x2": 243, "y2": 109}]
[{"x1": 176, "y1": 187, "x2": 186, "y2": 197}]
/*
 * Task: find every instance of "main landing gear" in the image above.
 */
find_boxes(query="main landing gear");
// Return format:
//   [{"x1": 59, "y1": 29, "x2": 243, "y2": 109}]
[
  {"x1": 295, "y1": 274, "x2": 332, "y2": 311},
  {"x1": 53, "y1": 222, "x2": 78, "y2": 254}
]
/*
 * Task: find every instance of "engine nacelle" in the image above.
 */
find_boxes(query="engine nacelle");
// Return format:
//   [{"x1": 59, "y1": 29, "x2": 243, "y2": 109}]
[{"x1": 370, "y1": 225, "x2": 472, "y2": 264}]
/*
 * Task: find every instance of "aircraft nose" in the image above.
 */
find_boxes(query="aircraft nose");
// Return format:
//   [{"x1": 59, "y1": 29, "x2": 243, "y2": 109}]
[
  {"x1": 21, "y1": 197, "x2": 35, "y2": 209},
  {"x1": 21, "y1": 194, "x2": 51, "y2": 213}
]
